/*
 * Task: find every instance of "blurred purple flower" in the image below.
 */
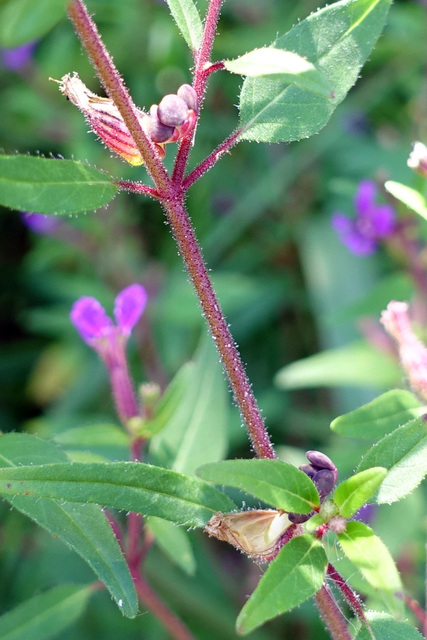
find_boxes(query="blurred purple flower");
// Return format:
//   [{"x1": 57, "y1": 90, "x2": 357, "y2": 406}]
[
  {"x1": 71, "y1": 284, "x2": 147, "y2": 349},
  {"x1": 332, "y1": 180, "x2": 396, "y2": 256},
  {"x1": 353, "y1": 503, "x2": 377, "y2": 525},
  {"x1": 1, "y1": 42, "x2": 36, "y2": 71},
  {"x1": 21, "y1": 212, "x2": 60, "y2": 235}
]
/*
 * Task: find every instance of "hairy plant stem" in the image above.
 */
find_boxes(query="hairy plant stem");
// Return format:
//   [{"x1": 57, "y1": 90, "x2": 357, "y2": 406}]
[
  {"x1": 162, "y1": 194, "x2": 276, "y2": 459},
  {"x1": 315, "y1": 585, "x2": 353, "y2": 640}
]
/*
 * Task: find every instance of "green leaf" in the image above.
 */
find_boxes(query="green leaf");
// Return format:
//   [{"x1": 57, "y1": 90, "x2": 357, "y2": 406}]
[
  {"x1": 236, "y1": 535, "x2": 327, "y2": 634},
  {"x1": 146, "y1": 516, "x2": 196, "y2": 575},
  {"x1": 0, "y1": 584, "x2": 92, "y2": 640},
  {"x1": 224, "y1": 48, "x2": 333, "y2": 98},
  {"x1": 54, "y1": 424, "x2": 130, "y2": 461},
  {"x1": 197, "y1": 459, "x2": 319, "y2": 512},
  {"x1": 0, "y1": 460, "x2": 235, "y2": 527},
  {"x1": 385, "y1": 181, "x2": 427, "y2": 221},
  {"x1": 275, "y1": 340, "x2": 401, "y2": 390},
  {"x1": 354, "y1": 611, "x2": 425, "y2": 640},
  {"x1": 0, "y1": 433, "x2": 138, "y2": 618},
  {"x1": 141, "y1": 363, "x2": 193, "y2": 439},
  {"x1": 333, "y1": 468, "x2": 387, "y2": 518},
  {"x1": 0, "y1": 155, "x2": 118, "y2": 214},
  {"x1": 239, "y1": 0, "x2": 392, "y2": 142},
  {"x1": 330, "y1": 390, "x2": 423, "y2": 440},
  {"x1": 150, "y1": 333, "x2": 228, "y2": 476},
  {"x1": 357, "y1": 415, "x2": 427, "y2": 503},
  {"x1": 0, "y1": 0, "x2": 67, "y2": 47},
  {"x1": 337, "y1": 522, "x2": 402, "y2": 614},
  {"x1": 165, "y1": 0, "x2": 203, "y2": 51}
]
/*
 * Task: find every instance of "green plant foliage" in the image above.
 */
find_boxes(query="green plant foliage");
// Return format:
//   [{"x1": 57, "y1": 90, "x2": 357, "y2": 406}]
[
  {"x1": 236, "y1": 535, "x2": 327, "y2": 634},
  {"x1": 0, "y1": 156, "x2": 118, "y2": 215},
  {"x1": 165, "y1": 0, "x2": 203, "y2": 51},
  {"x1": 0, "y1": 0, "x2": 68, "y2": 47},
  {"x1": 0, "y1": 584, "x2": 93, "y2": 640},
  {"x1": 0, "y1": 459, "x2": 235, "y2": 527},
  {"x1": 149, "y1": 333, "x2": 229, "y2": 475},
  {"x1": 53, "y1": 424, "x2": 130, "y2": 461},
  {"x1": 0, "y1": 433, "x2": 138, "y2": 617},
  {"x1": 145, "y1": 516, "x2": 196, "y2": 575},
  {"x1": 354, "y1": 611, "x2": 426, "y2": 640},
  {"x1": 224, "y1": 48, "x2": 333, "y2": 98},
  {"x1": 238, "y1": 0, "x2": 392, "y2": 142},
  {"x1": 330, "y1": 390, "x2": 423, "y2": 440},
  {"x1": 357, "y1": 415, "x2": 427, "y2": 503},
  {"x1": 275, "y1": 340, "x2": 401, "y2": 390},
  {"x1": 333, "y1": 467, "x2": 387, "y2": 517},
  {"x1": 197, "y1": 459, "x2": 319, "y2": 512},
  {"x1": 385, "y1": 180, "x2": 427, "y2": 221},
  {"x1": 337, "y1": 522, "x2": 403, "y2": 614}
]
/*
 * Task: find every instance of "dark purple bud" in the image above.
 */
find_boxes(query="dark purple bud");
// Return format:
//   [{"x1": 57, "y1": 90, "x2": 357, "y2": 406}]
[
  {"x1": 143, "y1": 105, "x2": 176, "y2": 143},
  {"x1": 177, "y1": 84, "x2": 198, "y2": 112},
  {"x1": 306, "y1": 450, "x2": 336, "y2": 473},
  {"x1": 288, "y1": 512, "x2": 313, "y2": 524},
  {"x1": 157, "y1": 94, "x2": 188, "y2": 127},
  {"x1": 298, "y1": 464, "x2": 317, "y2": 479},
  {"x1": 313, "y1": 469, "x2": 336, "y2": 501}
]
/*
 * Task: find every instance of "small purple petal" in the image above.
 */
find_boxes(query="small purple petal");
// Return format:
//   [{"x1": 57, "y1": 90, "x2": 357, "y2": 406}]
[
  {"x1": 114, "y1": 284, "x2": 148, "y2": 337},
  {"x1": 354, "y1": 180, "x2": 377, "y2": 215},
  {"x1": 368, "y1": 203, "x2": 396, "y2": 237},
  {"x1": 70, "y1": 297, "x2": 114, "y2": 343},
  {"x1": 1, "y1": 42, "x2": 36, "y2": 71},
  {"x1": 332, "y1": 212, "x2": 378, "y2": 256},
  {"x1": 21, "y1": 212, "x2": 60, "y2": 235}
]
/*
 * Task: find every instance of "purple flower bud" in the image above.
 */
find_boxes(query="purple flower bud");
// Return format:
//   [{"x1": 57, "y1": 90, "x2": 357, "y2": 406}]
[
  {"x1": 312, "y1": 469, "x2": 336, "y2": 501},
  {"x1": 177, "y1": 84, "x2": 198, "y2": 112},
  {"x1": 298, "y1": 464, "x2": 317, "y2": 479},
  {"x1": 1, "y1": 41, "x2": 36, "y2": 71},
  {"x1": 21, "y1": 212, "x2": 60, "y2": 235},
  {"x1": 70, "y1": 297, "x2": 114, "y2": 344},
  {"x1": 306, "y1": 450, "x2": 336, "y2": 473},
  {"x1": 157, "y1": 94, "x2": 189, "y2": 127},
  {"x1": 114, "y1": 284, "x2": 147, "y2": 338},
  {"x1": 143, "y1": 105, "x2": 176, "y2": 143},
  {"x1": 288, "y1": 511, "x2": 313, "y2": 524}
]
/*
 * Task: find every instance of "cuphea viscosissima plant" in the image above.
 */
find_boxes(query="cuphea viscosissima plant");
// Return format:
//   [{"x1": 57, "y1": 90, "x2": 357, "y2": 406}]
[{"x1": 1, "y1": 1, "x2": 427, "y2": 639}]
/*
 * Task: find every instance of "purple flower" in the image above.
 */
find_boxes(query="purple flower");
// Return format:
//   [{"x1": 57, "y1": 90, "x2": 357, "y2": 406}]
[
  {"x1": 332, "y1": 180, "x2": 396, "y2": 256},
  {"x1": 21, "y1": 212, "x2": 60, "y2": 235},
  {"x1": 70, "y1": 284, "x2": 147, "y2": 348},
  {"x1": 1, "y1": 42, "x2": 36, "y2": 71}
]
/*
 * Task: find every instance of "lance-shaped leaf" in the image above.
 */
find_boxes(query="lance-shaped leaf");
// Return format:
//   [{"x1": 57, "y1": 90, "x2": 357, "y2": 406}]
[
  {"x1": 0, "y1": 433, "x2": 138, "y2": 618},
  {"x1": 225, "y1": 48, "x2": 333, "y2": 98},
  {"x1": 239, "y1": 0, "x2": 392, "y2": 142},
  {"x1": 0, "y1": 460, "x2": 235, "y2": 527},
  {"x1": 165, "y1": 0, "x2": 203, "y2": 51},
  {"x1": 197, "y1": 459, "x2": 319, "y2": 512},
  {"x1": 0, "y1": 155, "x2": 118, "y2": 215},
  {"x1": 333, "y1": 468, "x2": 387, "y2": 518},
  {"x1": 0, "y1": 584, "x2": 93, "y2": 640},
  {"x1": 0, "y1": 0, "x2": 67, "y2": 48},
  {"x1": 146, "y1": 516, "x2": 196, "y2": 575},
  {"x1": 385, "y1": 181, "x2": 427, "y2": 221},
  {"x1": 357, "y1": 415, "x2": 427, "y2": 503},
  {"x1": 338, "y1": 522, "x2": 402, "y2": 613},
  {"x1": 236, "y1": 535, "x2": 327, "y2": 634},
  {"x1": 355, "y1": 611, "x2": 425, "y2": 640},
  {"x1": 330, "y1": 389, "x2": 423, "y2": 440}
]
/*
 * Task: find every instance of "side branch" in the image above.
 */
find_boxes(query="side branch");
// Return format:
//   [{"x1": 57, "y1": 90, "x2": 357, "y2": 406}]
[{"x1": 182, "y1": 129, "x2": 242, "y2": 191}]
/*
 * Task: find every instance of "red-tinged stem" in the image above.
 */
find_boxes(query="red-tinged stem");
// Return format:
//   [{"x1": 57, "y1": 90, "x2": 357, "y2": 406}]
[
  {"x1": 182, "y1": 128, "x2": 242, "y2": 191},
  {"x1": 162, "y1": 194, "x2": 275, "y2": 459},
  {"x1": 327, "y1": 564, "x2": 367, "y2": 622},
  {"x1": 201, "y1": 60, "x2": 226, "y2": 79},
  {"x1": 404, "y1": 594, "x2": 427, "y2": 635},
  {"x1": 172, "y1": 0, "x2": 224, "y2": 185},
  {"x1": 314, "y1": 585, "x2": 353, "y2": 640},
  {"x1": 133, "y1": 573, "x2": 198, "y2": 640},
  {"x1": 117, "y1": 180, "x2": 160, "y2": 198},
  {"x1": 68, "y1": 0, "x2": 172, "y2": 195}
]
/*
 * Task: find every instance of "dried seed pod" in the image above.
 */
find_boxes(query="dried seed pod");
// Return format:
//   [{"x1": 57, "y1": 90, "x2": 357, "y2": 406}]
[
  {"x1": 157, "y1": 94, "x2": 189, "y2": 127},
  {"x1": 143, "y1": 105, "x2": 176, "y2": 143},
  {"x1": 177, "y1": 84, "x2": 198, "y2": 112},
  {"x1": 205, "y1": 509, "x2": 291, "y2": 560}
]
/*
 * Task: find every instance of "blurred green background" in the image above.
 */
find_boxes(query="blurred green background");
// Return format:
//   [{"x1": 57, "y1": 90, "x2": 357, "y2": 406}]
[{"x1": 0, "y1": 0, "x2": 426, "y2": 638}]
